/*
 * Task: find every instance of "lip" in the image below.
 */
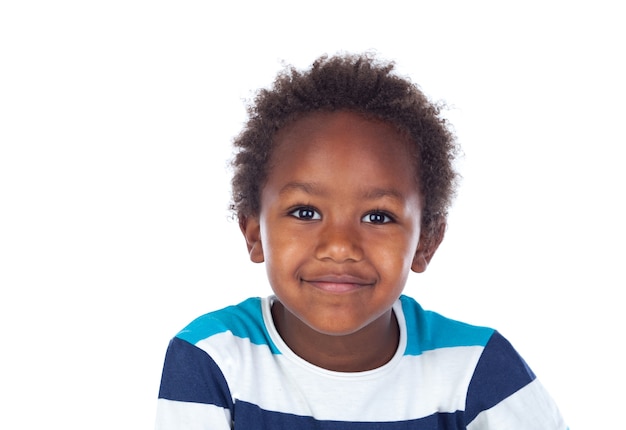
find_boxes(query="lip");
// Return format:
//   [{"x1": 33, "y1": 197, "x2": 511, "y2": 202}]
[{"x1": 302, "y1": 274, "x2": 374, "y2": 293}]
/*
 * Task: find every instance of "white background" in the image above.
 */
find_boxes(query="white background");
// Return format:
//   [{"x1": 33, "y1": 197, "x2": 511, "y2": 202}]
[{"x1": 1, "y1": 1, "x2": 624, "y2": 428}]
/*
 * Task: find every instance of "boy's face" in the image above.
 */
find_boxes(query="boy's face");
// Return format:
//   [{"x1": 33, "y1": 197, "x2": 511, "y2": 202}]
[{"x1": 241, "y1": 111, "x2": 441, "y2": 338}]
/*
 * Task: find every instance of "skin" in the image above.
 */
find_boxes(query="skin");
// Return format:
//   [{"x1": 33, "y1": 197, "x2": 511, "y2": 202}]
[{"x1": 240, "y1": 111, "x2": 445, "y2": 372}]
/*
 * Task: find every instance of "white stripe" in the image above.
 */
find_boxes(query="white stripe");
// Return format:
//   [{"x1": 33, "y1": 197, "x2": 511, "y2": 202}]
[
  {"x1": 467, "y1": 379, "x2": 568, "y2": 430},
  {"x1": 155, "y1": 399, "x2": 231, "y2": 430},
  {"x1": 195, "y1": 332, "x2": 484, "y2": 421}
]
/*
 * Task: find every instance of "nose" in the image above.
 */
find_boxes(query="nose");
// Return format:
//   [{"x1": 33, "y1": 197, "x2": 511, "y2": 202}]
[{"x1": 314, "y1": 220, "x2": 364, "y2": 263}]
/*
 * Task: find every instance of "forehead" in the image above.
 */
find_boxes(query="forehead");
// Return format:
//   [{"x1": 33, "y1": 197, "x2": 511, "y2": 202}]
[
  {"x1": 275, "y1": 110, "x2": 409, "y2": 147},
  {"x1": 267, "y1": 111, "x2": 421, "y2": 197}
]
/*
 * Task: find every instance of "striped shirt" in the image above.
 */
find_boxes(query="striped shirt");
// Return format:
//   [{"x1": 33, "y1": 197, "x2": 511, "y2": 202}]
[{"x1": 156, "y1": 295, "x2": 567, "y2": 429}]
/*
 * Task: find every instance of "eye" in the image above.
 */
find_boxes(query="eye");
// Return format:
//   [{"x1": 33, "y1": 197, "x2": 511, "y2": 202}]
[
  {"x1": 289, "y1": 207, "x2": 321, "y2": 220},
  {"x1": 362, "y1": 211, "x2": 393, "y2": 224}
]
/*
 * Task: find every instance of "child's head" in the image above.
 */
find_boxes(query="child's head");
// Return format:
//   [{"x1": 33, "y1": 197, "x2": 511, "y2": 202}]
[
  {"x1": 231, "y1": 53, "x2": 459, "y2": 239},
  {"x1": 230, "y1": 54, "x2": 460, "y2": 356}
]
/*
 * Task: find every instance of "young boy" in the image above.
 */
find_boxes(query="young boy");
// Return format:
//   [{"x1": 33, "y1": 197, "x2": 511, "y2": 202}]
[{"x1": 156, "y1": 54, "x2": 567, "y2": 429}]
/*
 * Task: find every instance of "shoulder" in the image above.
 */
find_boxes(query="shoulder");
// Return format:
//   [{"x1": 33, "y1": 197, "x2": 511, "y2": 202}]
[
  {"x1": 464, "y1": 332, "x2": 567, "y2": 427},
  {"x1": 175, "y1": 297, "x2": 277, "y2": 352},
  {"x1": 398, "y1": 296, "x2": 566, "y2": 427},
  {"x1": 398, "y1": 295, "x2": 495, "y2": 356},
  {"x1": 158, "y1": 298, "x2": 275, "y2": 406},
  {"x1": 158, "y1": 297, "x2": 278, "y2": 404}
]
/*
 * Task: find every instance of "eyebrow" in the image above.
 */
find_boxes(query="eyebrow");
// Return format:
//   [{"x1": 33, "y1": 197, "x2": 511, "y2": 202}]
[
  {"x1": 279, "y1": 182, "x2": 405, "y2": 201},
  {"x1": 279, "y1": 182, "x2": 325, "y2": 196},
  {"x1": 360, "y1": 187, "x2": 405, "y2": 201}
]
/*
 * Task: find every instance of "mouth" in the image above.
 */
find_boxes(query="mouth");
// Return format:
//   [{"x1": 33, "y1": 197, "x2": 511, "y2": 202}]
[{"x1": 302, "y1": 274, "x2": 375, "y2": 293}]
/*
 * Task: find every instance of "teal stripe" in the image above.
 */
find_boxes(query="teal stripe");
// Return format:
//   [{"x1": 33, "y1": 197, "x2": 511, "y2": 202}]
[
  {"x1": 400, "y1": 295, "x2": 494, "y2": 355},
  {"x1": 176, "y1": 297, "x2": 281, "y2": 354},
  {"x1": 175, "y1": 295, "x2": 493, "y2": 358}
]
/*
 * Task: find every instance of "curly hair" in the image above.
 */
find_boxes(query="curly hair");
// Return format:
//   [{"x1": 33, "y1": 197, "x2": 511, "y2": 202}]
[{"x1": 230, "y1": 53, "x2": 459, "y2": 237}]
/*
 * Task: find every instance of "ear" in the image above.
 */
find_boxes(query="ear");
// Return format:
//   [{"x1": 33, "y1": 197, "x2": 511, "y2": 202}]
[
  {"x1": 411, "y1": 219, "x2": 446, "y2": 273},
  {"x1": 239, "y1": 215, "x2": 265, "y2": 263}
]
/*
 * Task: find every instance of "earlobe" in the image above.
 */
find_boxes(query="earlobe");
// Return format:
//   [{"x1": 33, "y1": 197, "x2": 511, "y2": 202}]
[
  {"x1": 411, "y1": 219, "x2": 446, "y2": 273},
  {"x1": 411, "y1": 251, "x2": 428, "y2": 273},
  {"x1": 239, "y1": 215, "x2": 265, "y2": 263}
]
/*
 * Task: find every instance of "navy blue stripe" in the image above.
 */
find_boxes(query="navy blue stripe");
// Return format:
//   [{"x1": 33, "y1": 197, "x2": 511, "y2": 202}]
[
  {"x1": 464, "y1": 331, "x2": 536, "y2": 423},
  {"x1": 158, "y1": 337, "x2": 233, "y2": 410},
  {"x1": 233, "y1": 400, "x2": 465, "y2": 429}
]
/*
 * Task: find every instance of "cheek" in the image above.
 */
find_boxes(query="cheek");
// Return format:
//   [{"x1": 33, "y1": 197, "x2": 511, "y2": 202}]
[
  {"x1": 261, "y1": 226, "x2": 307, "y2": 271},
  {"x1": 374, "y1": 232, "x2": 420, "y2": 273}
]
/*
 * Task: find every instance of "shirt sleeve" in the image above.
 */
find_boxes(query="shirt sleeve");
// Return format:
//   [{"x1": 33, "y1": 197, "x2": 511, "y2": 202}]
[
  {"x1": 465, "y1": 331, "x2": 567, "y2": 429},
  {"x1": 155, "y1": 337, "x2": 233, "y2": 430}
]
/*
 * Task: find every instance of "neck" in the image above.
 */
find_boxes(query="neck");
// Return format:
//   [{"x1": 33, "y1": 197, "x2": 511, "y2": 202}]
[{"x1": 271, "y1": 301, "x2": 400, "y2": 372}]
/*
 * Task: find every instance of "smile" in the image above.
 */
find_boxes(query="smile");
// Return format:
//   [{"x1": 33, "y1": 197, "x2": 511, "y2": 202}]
[{"x1": 302, "y1": 275, "x2": 374, "y2": 293}]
